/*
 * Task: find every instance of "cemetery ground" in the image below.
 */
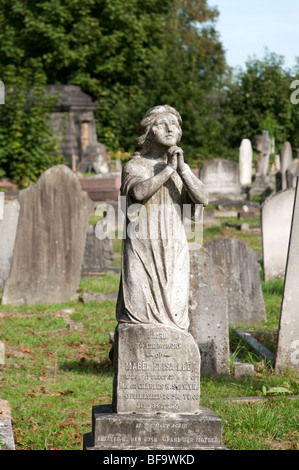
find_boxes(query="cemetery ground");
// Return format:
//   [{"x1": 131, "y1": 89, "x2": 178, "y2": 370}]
[{"x1": 0, "y1": 217, "x2": 299, "y2": 451}]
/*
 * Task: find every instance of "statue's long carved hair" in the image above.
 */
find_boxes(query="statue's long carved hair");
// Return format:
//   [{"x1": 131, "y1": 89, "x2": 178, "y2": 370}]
[{"x1": 133, "y1": 105, "x2": 182, "y2": 158}]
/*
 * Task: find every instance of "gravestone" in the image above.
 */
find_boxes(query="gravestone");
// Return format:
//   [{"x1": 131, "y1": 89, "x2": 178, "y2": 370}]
[
  {"x1": 2, "y1": 165, "x2": 93, "y2": 305},
  {"x1": 273, "y1": 154, "x2": 281, "y2": 172},
  {"x1": 84, "y1": 105, "x2": 226, "y2": 451},
  {"x1": 261, "y1": 189, "x2": 295, "y2": 281},
  {"x1": 189, "y1": 246, "x2": 230, "y2": 377},
  {"x1": 239, "y1": 139, "x2": 253, "y2": 186},
  {"x1": 260, "y1": 131, "x2": 271, "y2": 176},
  {"x1": 281, "y1": 142, "x2": 293, "y2": 190},
  {"x1": 0, "y1": 199, "x2": 20, "y2": 291},
  {"x1": 0, "y1": 192, "x2": 4, "y2": 220},
  {"x1": 77, "y1": 143, "x2": 109, "y2": 175},
  {"x1": 112, "y1": 323, "x2": 201, "y2": 414},
  {"x1": 204, "y1": 238, "x2": 266, "y2": 325},
  {"x1": 275, "y1": 178, "x2": 299, "y2": 374},
  {"x1": 251, "y1": 173, "x2": 274, "y2": 196},
  {"x1": 199, "y1": 158, "x2": 243, "y2": 200},
  {"x1": 286, "y1": 158, "x2": 299, "y2": 189},
  {"x1": 81, "y1": 224, "x2": 115, "y2": 276},
  {"x1": 251, "y1": 133, "x2": 275, "y2": 196}
]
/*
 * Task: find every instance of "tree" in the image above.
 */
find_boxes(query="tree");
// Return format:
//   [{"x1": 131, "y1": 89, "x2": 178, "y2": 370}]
[
  {"x1": 0, "y1": 0, "x2": 228, "y2": 173},
  {"x1": 0, "y1": 66, "x2": 64, "y2": 187},
  {"x1": 222, "y1": 51, "x2": 299, "y2": 156}
]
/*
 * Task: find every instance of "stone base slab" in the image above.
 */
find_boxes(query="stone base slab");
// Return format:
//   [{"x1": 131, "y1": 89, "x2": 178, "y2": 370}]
[{"x1": 83, "y1": 404, "x2": 227, "y2": 450}]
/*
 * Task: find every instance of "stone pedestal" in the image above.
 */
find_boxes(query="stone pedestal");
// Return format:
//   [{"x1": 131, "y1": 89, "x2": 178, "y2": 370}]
[
  {"x1": 83, "y1": 404, "x2": 226, "y2": 450},
  {"x1": 83, "y1": 323, "x2": 227, "y2": 450}
]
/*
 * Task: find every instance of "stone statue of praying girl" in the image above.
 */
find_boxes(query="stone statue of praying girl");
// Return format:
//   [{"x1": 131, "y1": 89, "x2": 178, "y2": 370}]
[{"x1": 116, "y1": 105, "x2": 209, "y2": 331}]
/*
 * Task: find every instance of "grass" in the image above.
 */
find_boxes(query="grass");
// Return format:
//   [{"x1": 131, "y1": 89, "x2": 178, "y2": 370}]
[
  {"x1": 0, "y1": 290, "x2": 117, "y2": 450},
  {"x1": 0, "y1": 212, "x2": 298, "y2": 451}
]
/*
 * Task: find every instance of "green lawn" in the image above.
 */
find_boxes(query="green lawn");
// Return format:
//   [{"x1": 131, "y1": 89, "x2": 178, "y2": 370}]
[{"x1": 0, "y1": 219, "x2": 298, "y2": 451}]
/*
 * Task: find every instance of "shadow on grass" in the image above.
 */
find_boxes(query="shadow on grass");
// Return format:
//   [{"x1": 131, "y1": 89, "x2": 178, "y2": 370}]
[{"x1": 60, "y1": 358, "x2": 114, "y2": 376}]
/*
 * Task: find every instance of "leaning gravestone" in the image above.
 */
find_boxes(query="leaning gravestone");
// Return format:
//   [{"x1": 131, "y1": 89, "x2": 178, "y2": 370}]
[
  {"x1": 275, "y1": 178, "x2": 299, "y2": 374},
  {"x1": 2, "y1": 165, "x2": 93, "y2": 305},
  {"x1": 239, "y1": 139, "x2": 253, "y2": 186},
  {"x1": 0, "y1": 199, "x2": 20, "y2": 291},
  {"x1": 84, "y1": 105, "x2": 226, "y2": 450},
  {"x1": 189, "y1": 246, "x2": 230, "y2": 377},
  {"x1": 261, "y1": 188, "x2": 295, "y2": 281},
  {"x1": 204, "y1": 238, "x2": 266, "y2": 325},
  {"x1": 199, "y1": 158, "x2": 243, "y2": 200}
]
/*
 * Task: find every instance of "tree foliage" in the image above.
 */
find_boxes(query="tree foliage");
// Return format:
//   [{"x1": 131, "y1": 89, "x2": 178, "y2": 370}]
[
  {"x1": 0, "y1": 66, "x2": 64, "y2": 187},
  {"x1": 222, "y1": 51, "x2": 299, "y2": 156},
  {"x1": 0, "y1": 0, "x2": 227, "y2": 180},
  {"x1": 1, "y1": 1, "x2": 298, "y2": 185}
]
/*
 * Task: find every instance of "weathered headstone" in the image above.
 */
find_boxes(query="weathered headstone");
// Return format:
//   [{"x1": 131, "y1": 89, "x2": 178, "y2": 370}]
[
  {"x1": 286, "y1": 158, "x2": 299, "y2": 189},
  {"x1": 205, "y1": 238, "x2": 266, "y2": 325},
  {"x1": 77, "y1": 143, "x2": 109, "y2": 175},
  {"x1": 189, "y1": 246, "x2": 230, "y2": 376},
  {"x1": 251, "y1": 132, "x2": 275, "y2": 196},
  {"x1": 261, "y1": 188, "x2": 295, "y2": 281},
  {"x1": 112, "y1": 323, "x2": 201, "y2": 414},
  {"x1": 260, "y1": 131, "x2": 271, "y2": 176},
  {"x1": 0, "y1": 199, "x2": 20, "y2": 291},
  {"x1": 274, "y1": 154, "x2": 281, "y2": 172},
  {"x1": 81, "y1": 224, "x2": 115, "y2": 276},
  {"x1": 275, "y1": 178, "x2": 299, "y2": 374},
  {"x1": 251, "y1": 173, "x2": 275, "y2": 196},
  {"x1": 281, "y1": 142, "x2": 293, "y2": 190},
  {"x1": 2, "y1": 165, "x2": 93, "y2": 305},
  {"x1": 199, "y1": 158, "x2": 243, "y2": 200},
  {"x1": 239, "y1": 139, "x2": 252, "y2": 186},
  {"x1": 84, "y1": 105, "x2": 226, "y2": 451}
]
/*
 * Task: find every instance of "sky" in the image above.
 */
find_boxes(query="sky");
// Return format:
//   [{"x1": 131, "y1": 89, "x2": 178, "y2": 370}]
[{"x1": 213, "y1": 0, "x2": 299, "y2": 71}]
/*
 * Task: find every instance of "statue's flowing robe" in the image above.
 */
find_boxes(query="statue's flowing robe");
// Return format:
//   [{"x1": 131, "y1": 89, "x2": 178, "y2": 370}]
[{"x1": 116, "y1": 155, "x2": 201, "y2": 331}]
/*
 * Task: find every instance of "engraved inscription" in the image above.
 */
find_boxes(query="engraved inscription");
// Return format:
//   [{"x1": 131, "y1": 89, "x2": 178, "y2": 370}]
[{"x1": 114, "y1": 325, "x2": 201, "y2": 413}]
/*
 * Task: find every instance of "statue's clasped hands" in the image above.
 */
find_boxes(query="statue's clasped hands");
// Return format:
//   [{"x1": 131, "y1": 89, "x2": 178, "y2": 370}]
[{"x1": 167, "y1": 146, "x2": 185, "y2": 174}]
